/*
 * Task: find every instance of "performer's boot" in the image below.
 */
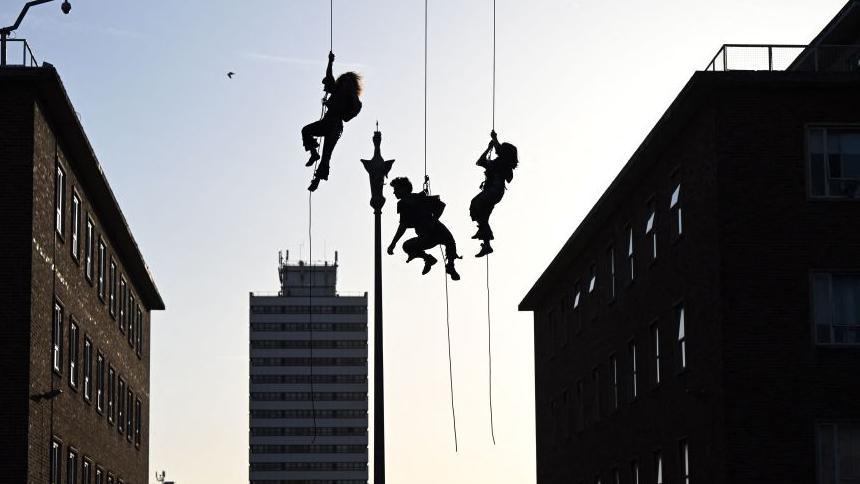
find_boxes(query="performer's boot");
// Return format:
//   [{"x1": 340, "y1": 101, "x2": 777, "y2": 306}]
[
  {"x1": 476, "y1": 242, "x2": 494, "y2": 258},
  {"x1": 306, "y1": 149, "x2": 321, "y2": 167},
  {"x1": 445, "y1": 260, "x2": 460, "y2": 281},
  {"x1": 422, "y1": 254, "x2": 438, "y2": 275}
]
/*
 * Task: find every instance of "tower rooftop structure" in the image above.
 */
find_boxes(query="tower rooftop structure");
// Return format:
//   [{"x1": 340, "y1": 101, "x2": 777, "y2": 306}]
[{"x1": 277, "y1": 250, "x2": 339, "y2": 297}]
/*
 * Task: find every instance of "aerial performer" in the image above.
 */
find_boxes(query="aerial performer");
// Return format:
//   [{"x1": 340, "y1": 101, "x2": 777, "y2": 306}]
[
  {"x1": 470, "y1": 130, "x2": 519, "y2": 257},
  {"x1": 301, "y1": 51, "x2": 363, "y2": 192},
  {"x1": 387, "y1": 177, "x2": 462, "y2": 281}
]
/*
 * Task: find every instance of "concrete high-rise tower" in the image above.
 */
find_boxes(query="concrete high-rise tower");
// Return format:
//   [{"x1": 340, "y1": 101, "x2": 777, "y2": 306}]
[{"x1": 249, "y1": 252, "x2": 368, "y2": 484}]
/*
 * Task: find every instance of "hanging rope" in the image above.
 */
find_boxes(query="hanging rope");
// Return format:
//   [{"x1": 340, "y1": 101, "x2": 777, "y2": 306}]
[
  {"x1": 486, "y1": 0, "x2": 498, "y2": 445},
  {"x1": 308, "y1": 191, "x2": 318, "y2": 443},
  {"x1": 306, "y1": 0, "x2": 334, "y2": 445},
  {"x1": 423, "y1": 0, "x2": 430, "y2": 194},
  {"x1": 486, "y1": 254, "x2": 496, "y2": 444},
  {"x1": 441, "y1": 247, "x2": 459, "y2": 452},
  {"x1": 492, "y1": 0, "x2": 496, "y2": 131},
  {"x1": 423, "y1": 0, "x2": 457, "y2": 451}
]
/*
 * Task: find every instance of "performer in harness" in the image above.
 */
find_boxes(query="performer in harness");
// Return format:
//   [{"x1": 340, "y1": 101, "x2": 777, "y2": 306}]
[
  {"x1": 470, "y1": 130, "x2": 518, "y2": 257},
  {"x1": 387, "y1": 177, "x2": 461, "y2": 280},
  {"x1": 301, "y1": 51, "x2": 363, "y2": 192}
]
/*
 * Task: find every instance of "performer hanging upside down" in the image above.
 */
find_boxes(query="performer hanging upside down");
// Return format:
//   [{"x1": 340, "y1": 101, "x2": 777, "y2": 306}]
[
  {"x1": 387, "y1": 177, "x2": 461, "y2": 280},
  {"x1": 470, "y1": 130, "x2": 519, "y2": 257},
  {"x1": 302, "y1": 51, "x2": 363, "y2": 192}
]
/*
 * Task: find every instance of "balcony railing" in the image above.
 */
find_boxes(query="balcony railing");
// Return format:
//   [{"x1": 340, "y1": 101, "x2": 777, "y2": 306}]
[
  {"x1": 705, "y1": 44, "x2": 860, "y2": 72},
  {"x1": 0, "y1": 37, "x2": 38, "y2": 67}
]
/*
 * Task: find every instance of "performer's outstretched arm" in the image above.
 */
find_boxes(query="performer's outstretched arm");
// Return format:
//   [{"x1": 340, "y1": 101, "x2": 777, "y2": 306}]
[
  {"x1": 323, "y1": 51, "x2": 336, "y2": 93},
  {"x1": 387, "y1": 224, "x2": 406, "y2": 255}
]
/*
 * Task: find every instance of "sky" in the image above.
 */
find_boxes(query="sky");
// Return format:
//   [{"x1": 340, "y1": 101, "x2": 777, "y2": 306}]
[{"x1": 1, "y1": 0, "x2": 848, "y2": 482}]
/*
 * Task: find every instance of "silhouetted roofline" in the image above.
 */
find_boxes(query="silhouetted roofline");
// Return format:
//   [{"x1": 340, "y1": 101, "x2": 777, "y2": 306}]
[
  {"x1": 519, "y1": 71, "x2": 860, "y2": 312},
  {"x1": 789, "y1": 0, "x2": 860, "y2": 71},
  {"x1": 0, "y1": 65, "x2": 165, "y2": 311}
]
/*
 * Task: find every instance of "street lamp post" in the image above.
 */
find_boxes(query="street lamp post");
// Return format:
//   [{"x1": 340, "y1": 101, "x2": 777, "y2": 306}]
[
  {"x1": 361, "y1": 127, "x2": 394, "y2": 484},
  {"x1": 1, "y1": 0, "x2": 71, "y2": 66}
]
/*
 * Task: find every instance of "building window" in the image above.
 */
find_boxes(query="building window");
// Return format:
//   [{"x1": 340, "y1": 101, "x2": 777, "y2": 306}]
[
  {"x1": 135, "y1": 399, "x2": 142, "y2": 447},
  {"x1": 51, "y1": 439, "x2": 62, "y2": 484},
  {"x1": 680, "y1": 440, "x2": 690, "y2": 484},
  {"x1": 55, "y1": 163, "x2": 65, "y2": 237},
  {"x1": 652, "y1": 324, "x2": 662, "y2": 385},
  {"x1": 592, "y1": 367, "x2": 601, "y2": 421},
  {"x1": 677, "y1": 305, "x2": 687, "y2": 369},
  {"x1": 817, "y1": 422, "x2": 860, "y2": 483},
  {"x1": 609, "y1": 355, "x2": 619, "y2": 410},
  {"x1": 608, "y1": 246, "x2": 616, "y2": 300},
  {"x1": 588, "y1": 265, "x2": 597, "y2": 294},
  {"x1": 85, "y1": 217, "x2": 94, "y2": 282},
  {"x1": 808, "y1": 127, "x2": 860, "y2": 199},
  {"x1": 53, "y1": 302, "x2": 63, "y2": 374},
  {"x1": 96, "y1": 352, "x2": 105, "y2": 413},
  {"x1": 631, "y1": 460, "x2": 640, "y2": 484},
  {"x1": 107, "y1": 474, "x2": 113, "y2": 484},
  {"x1": 82, "y1": 459, "x2": 92, "y2": 484},
  {"x1": 627, "y1": 226, "x2": 635, "y2": 282},
  {"x1": 670, "y1": 183, "x2": 682, "y2": 237},
  {"x1": 613, "y1": 468, "x2": 621, "y2": 484},
  {"x1": 127, "y1": 388, "x2": 134, "y2": 442},
  {"x1": 71, "y1": 192, "x2": 81, "y2": 261},
  {"x1": 813, "y1": 273, "x2": 860, "y2": 345},
  {"x1": 67, "y1": 448, "x2": 78, "y2": 484},
  {"x1": 109, "y1": 260, "x2": 117, "y2": 318},
  {"x1": 135, "y1": 306, "x2": 143, "y2": 357},
  {"x1": 629, "y1": 341, "x2": 638, "y2": 400},
  {"x1": 128, "y1": 295, "x2": 135, "y2": 346},
  {"x1": 119, "y1": 278, "x2": 126, "y2": 332},
  {"x1": 572, "y1": 284, "x2": 582, "y2": 333},
  {"x1": 95, "y1": 468, "x2": 103, "y2": 484},
  {"x1": 645, "y1": 201, "x2": 657, "y2": 262},
  {"x1": 118, "y1": 378, "x2": 126, "y2": 434},
  {"x1": 68, "y1": 320, "x2": 79, "y2": 389},
  {"x1": 83, "y1": 337, "x2": 92, "y2": 402},
  {"x1": 576, "y1": 379, "x2": 584, "y2": 432},
  {"x1": 98, "y1": 240, "x2": 106, "y2": 301},
  {"x1": 654, "y1": 451, "x2": 664, "y2": 484},
  {"x1": 107, "y1": 366, "x2": 115, "y2": 424}
]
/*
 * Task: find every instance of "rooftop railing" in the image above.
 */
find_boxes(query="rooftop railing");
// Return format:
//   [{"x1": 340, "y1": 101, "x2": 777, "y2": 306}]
[
  {"x1": 0, "y1": 37, "x2": 38, "y2": 67},
  {"x1": 705, "y1": 44, "x2": 860, "y2": 72}
]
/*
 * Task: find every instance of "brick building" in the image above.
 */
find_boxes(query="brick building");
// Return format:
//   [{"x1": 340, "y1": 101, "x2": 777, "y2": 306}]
[
  {"x1": 0, "y1": 64, "x2": 164, "y2": 483},
  {"x1": 249, "y1": 253, "x2": 368, "y2": 484},
  {"x1": 519, "y1": 2, "x2": 860, "y2": 484}
]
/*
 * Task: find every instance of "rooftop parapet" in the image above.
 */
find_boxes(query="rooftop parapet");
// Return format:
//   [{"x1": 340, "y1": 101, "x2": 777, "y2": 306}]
[{"x1": 705, "y1": 44, "x2": 860, "y2": 72}]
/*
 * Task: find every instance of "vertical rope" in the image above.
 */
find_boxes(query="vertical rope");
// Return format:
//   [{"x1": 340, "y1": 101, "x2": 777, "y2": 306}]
[
  {"x1": 486, "y1": 0, "x2": 498, "y2": 446},
  {"x1": 423, "y1": 0, "x2": 429, "y2": 193},
  {"x1": 487, "y1": 255, "x2": 496, "y2": 444},
  {"x1": 308, "y1": 192, "x2": 318, "y2": 442},
  {"x1": 330, "y1": 0, "x2": 333, "y2": 52},
  {"x1": 441, "y1": 248, "x2": 459, "y2": 452},
  {"x1": 492, "y1": 0, "x2": 496, "y2": 131}
]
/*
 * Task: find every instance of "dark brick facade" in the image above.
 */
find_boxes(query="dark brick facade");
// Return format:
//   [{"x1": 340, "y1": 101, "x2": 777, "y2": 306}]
[
  {"x1": 520, "y1": 40, "x2": 860, "y2": 484},
  {"x1": 0, "y1": 67, "x2": 164, "y2": 484}
]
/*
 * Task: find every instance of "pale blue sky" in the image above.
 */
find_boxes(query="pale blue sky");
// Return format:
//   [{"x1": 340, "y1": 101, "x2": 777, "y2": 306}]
[{"x1": 2, "y1": 1, "x2": 846, "y2": 482}]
